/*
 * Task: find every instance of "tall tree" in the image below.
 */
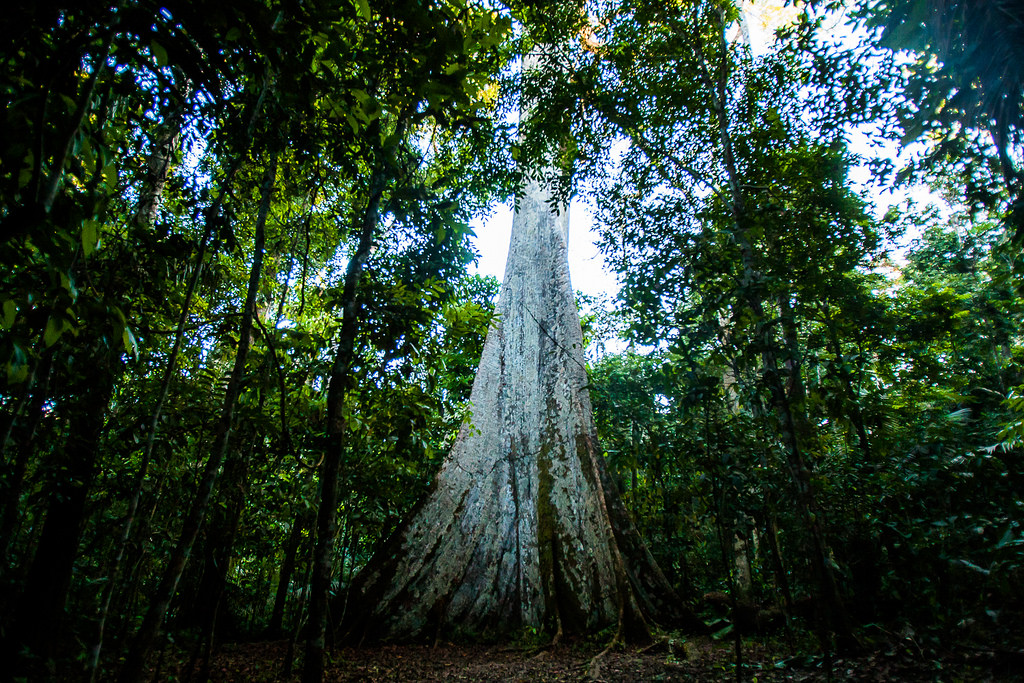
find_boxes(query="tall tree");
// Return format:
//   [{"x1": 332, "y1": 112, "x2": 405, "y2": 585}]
[
  {"x1": 338, "y1": 48, "x2": 700, "y2": 644},
  {"x1": 118, "y1": 144, "x2": 278, "y2": 683},
  {"x1": 572, "y1": 0, "x2": 881, "y2": 651}
]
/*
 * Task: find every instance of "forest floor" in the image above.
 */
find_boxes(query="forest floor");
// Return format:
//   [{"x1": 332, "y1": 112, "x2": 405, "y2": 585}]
[{"x1": 150, "y1": 635, "x2": 1024, "y2": 682}]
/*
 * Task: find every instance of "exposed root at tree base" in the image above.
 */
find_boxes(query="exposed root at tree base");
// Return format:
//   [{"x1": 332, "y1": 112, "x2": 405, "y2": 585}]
[
  {"x1": 585, "y1": 647, "x2": 609, "y2": 681},
  {"x1": 586, "y1": 624, "x2": 625, "y2": 681},
  {"x1": 638, "y1": 636, "x2": 673, "y2": 656}
]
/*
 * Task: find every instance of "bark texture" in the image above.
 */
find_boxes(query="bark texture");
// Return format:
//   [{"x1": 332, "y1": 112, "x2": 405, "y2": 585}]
[{"x1": 340, "y1": 177, "x2": 697, "y2": 643}]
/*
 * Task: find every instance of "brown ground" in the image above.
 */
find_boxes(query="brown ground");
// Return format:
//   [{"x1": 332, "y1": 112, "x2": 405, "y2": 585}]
[{"x1": 152, "y1": 636, "x2": 1024, "y2": 682}]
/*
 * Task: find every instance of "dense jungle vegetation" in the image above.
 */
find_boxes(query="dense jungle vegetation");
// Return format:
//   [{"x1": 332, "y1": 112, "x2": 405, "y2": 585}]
[{"x1": 1, "y1": 0, "x2": 1022, "y2": 680}]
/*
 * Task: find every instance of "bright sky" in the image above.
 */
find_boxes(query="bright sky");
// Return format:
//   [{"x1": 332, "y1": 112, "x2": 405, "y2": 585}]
[
  {"x1": 467, "y1": 2, "x2": 940, "y2": 301},
  {"x1": 465, "y1": 1, "x2": 809, "y2": 299},
  {"x1": 468, "y1": 197, "x2": 617, "y2": 298},
  {"x1": 464, "y1": 3, "x2": 789, "y2": 300}
]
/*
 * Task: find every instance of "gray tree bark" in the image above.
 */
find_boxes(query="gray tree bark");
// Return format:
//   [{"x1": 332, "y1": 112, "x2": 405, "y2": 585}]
[{"x1": 340, "y1": 173, "x2": 700, "y2": 643}]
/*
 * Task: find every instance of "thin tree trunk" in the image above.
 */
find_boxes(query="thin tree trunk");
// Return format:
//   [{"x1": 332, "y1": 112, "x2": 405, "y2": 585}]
[
  {"x1": 303, "y1": 152, "x2": 387, "y2": 683},
  {"x1": 0, "y1": 352, "x2": 53, "y2": 568},
  {"x1": 118, "y1": 151, "x2": 277, "y2": 683},
  {"x1": 4, "y1": 353, "x2": 119, "y2": 671},
  {"x1": 194, "y1": 600, "x2": 220, "y2": 683},
  {"x1": 134, "y1": 104, "x2": 185, "y2": 227},
  {"x1": 820, "y1": 303, "x2": 872, "y2": 462},
  {"x1": 760, "y1": 509, "x2": 796, "y2": 653},
  {"x1": 713, "y1": 483, "x2": 743, "y2": 683},
  {"x1": 188, "y1": 436, "x2": 255, "y2": 679},
  {"x1": 269, "y1": 508, "x2": 307, "y2": 636},
  {"x1": 700, "y1": 8, "x2": 858, "y2": 652},
  {"x1": 86, "y1": 106, "x2": 207, "y2": 682},
  {"x1": 282, "y1": 529, "x2": 316, "y2": 679},
  {"x1": 338, "y1": 525, "x2": 358, "y2": 629}
]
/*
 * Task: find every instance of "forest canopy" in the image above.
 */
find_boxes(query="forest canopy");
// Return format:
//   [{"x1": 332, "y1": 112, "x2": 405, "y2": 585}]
[{"x1": 0, "y1": 0, "x2": 1022, "y2": 680}]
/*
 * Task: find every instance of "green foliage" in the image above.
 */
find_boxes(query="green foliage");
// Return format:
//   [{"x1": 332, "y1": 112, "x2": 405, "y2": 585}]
[
  {"x1": 0, "y1": 0, "x2": 1022, "y2": 673},
  {"x1": 577, "y1": 0, "x2": 1024, "y2": 654},
  {"x1": 0, "y1": 0, "x2": 513, "y2": 675},
  {"x1": 808, "y1": 0, "x2": 1024, "y2": 247}
]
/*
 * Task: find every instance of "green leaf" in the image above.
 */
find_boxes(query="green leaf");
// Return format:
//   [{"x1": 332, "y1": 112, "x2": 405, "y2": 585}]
[
  {"x1": 82, "y1": 220, "x2": 100, "y2": 256},
  {"x1": 354, "y1": 0, "x2": 371, "y2": 20},
  {"x1": 382, "y1": 129, "x2": 402, "y2": 149},
  {"x1": 59, "y1": 272, "x2": 78, "y2": 298},
  {"x1": 1, "y1": 300, "x2": 15, "y2": 329},
  {"x1": 151, "y1": 41, "x2": 168, "y2": 67},
  {"x1": 352, "y1": 89, "x2": 381, "y2": 122},
  {"x1": 6, "y1": 344, "x2": 27, "y2": 384},
  {"x1": 711, "y1": 621, "x2": 734, "y2": 640},
  {"x1": 103, "y1": 162, "x2": 117, "y2": 190},
  {"x1": 44, "y1": 316, "x2": 64, "y2": 347},
  {"x1": 122, "y1": 326, "x2": 139, "y2": 356},
  {"x1": 995, "y1": 527, "x2": 1017, "y2": 550}
]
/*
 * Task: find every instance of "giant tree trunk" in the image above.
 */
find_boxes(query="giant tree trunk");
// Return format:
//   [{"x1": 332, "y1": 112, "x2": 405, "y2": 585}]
[{"x1": 340, "y1": 175, "x2": 699, "y2": 644}]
